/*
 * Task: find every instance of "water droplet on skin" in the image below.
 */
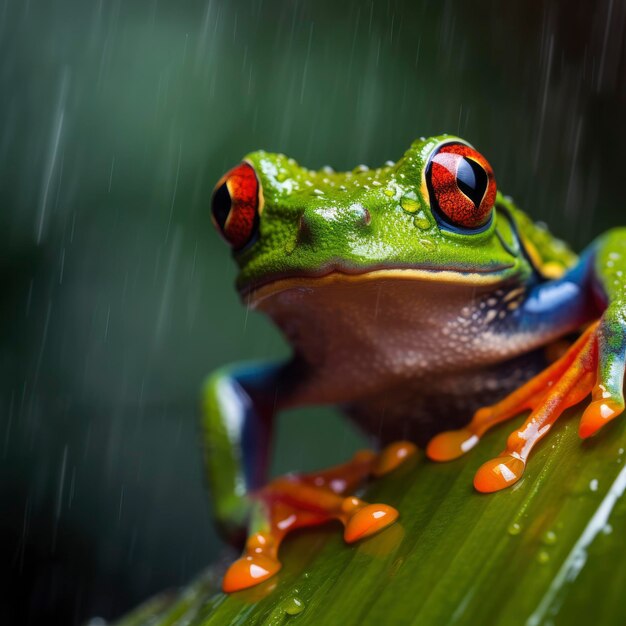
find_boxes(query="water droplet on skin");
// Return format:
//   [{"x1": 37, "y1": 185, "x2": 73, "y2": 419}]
[
  {"x1": 537, "y1": 550, "x2": 550, "y2": 564},
  {"x1": 542, "y1": 530, "x2": 557, "y2": 545},
  {"x1": 400, "y1": 196, "x2": 419, "y2": 213},
  {"x1": 283, "y1": 596, "x2": 305, "y2": 615},
  {"x1": 413, "y1": 212, "x2": 431, "y2": 230},
  {"x1": 508, "y1": 522, "x2": 522, "y2": 536}
]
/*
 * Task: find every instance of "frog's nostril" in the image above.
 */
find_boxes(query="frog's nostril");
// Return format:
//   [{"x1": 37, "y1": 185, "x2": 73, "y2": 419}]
[
  {"x1": 297, "y1": 213, "x2": 314, "y2": 243},
  {"x1": 298, "y1": 203, "x2": 371, "y2": 244},
  {"x1": 347, "y1": 203, "x2": 371, "y2": 227}
]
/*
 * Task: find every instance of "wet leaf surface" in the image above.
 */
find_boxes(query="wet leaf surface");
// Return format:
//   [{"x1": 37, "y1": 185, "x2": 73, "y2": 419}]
[{"x1": 113, "y1": 406, "x2": 626, "y2": 626}]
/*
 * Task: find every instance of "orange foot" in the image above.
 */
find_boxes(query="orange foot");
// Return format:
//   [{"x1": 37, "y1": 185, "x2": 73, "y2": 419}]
[
  {"x1": 222, "y1": 441, "x2": 417, "y2": 592},
  {"x1": 427, "y1": 321, "x2": 624, "y2": 492}
]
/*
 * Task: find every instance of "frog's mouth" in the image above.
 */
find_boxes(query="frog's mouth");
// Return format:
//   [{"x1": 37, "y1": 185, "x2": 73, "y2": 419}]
[{"x1": 241, "y1": 263, "x2": 517, "y2": 307}]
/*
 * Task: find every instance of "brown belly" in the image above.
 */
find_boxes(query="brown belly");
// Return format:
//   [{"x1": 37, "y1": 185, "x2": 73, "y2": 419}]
[{"x1": 343, "y1": 347, "x2": 549, "y2": 447}]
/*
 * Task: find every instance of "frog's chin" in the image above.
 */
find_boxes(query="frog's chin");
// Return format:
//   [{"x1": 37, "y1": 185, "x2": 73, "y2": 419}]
[{"x1": 242, "y1": 265, "x2": 516, "y2": 308}]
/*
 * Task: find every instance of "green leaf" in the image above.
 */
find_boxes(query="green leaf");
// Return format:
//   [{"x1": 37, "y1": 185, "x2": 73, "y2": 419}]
[{"x1": 113, "y1": 408, "x2": 626, "y2": 626}]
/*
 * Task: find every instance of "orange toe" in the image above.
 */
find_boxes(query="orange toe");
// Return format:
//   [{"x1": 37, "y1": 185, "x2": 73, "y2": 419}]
[
  {"x1": 579, "y1": 400, "x2": 624, "y2": 439},
  {"x1": 222, "y1": 554, "x2": 281, "y2": 593},
  {"x1": 373, "y1": 441, "x2": 418, "y2": 476},
  {"x1": 427, "y1": 428, "x2": 479, "y2": 462},
  {"x1": 474, "y1": 454, "x2": 525, "y2": 493},
  {"x1": 343, "y1": 503, "x2": 398, "y2": 543}
]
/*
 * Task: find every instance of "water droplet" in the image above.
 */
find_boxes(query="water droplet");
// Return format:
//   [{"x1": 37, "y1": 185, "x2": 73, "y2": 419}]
[
  {"x1": 508, "y1": 522, "x2": 522, "y2": 536},
  {"x1": 283, "y1": 596, "x2": 305, "y2": 615},
  {"x1": 542, "y1": 530, "x2": 557, "y2": 545},
  {"x1": 277, "y1": 172, "x2": 287, "y2": 182},
  {"x1": 413, "y1": 212, "x2": 431, "y2": 230},
  {"x1": 537, "y1": 550, "x2": 550, "y2": 564},
  {"x1": 384, "y1": 188, "x2": 395, "y2": 197},
  {"x1": 400, "y1": 196, "x2": 419, "y2": 213},
  {"x1": 590, "y1": 479, "x2": 599, "y2": 492},
  {"x1": 418, "y1": 238, "x2": 436, "y2": 250}
]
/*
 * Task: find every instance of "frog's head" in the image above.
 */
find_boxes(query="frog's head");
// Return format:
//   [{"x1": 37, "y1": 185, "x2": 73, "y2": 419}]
[{"x1": 210, "y1": 135, "x2": 528, "y2": 306}]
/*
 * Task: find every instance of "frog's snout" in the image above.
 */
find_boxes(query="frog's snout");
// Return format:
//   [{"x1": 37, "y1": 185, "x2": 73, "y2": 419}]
[{"x1": 298, "y1": 203, "x2": 371, "y2": 244}]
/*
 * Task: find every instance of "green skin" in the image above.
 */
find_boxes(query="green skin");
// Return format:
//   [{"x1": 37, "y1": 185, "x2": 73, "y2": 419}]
[{"x1": 203, "y1": 135, "x2": 626, "y2": 536}]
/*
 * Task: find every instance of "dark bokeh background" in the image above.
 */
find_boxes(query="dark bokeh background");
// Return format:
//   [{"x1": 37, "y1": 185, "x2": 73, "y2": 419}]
[{"x1": 1, "y1": 0, "x2": 625, "y2": 623}]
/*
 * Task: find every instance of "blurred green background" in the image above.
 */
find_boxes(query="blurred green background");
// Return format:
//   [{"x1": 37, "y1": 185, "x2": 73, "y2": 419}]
[{"x1": 1, "y1": 0, "x2": 624, "y2": 623}]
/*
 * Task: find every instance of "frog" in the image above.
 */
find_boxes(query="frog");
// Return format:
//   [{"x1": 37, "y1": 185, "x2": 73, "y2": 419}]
[{"x1": 204, "y1": 135, "x2": 626, "y2": 593}]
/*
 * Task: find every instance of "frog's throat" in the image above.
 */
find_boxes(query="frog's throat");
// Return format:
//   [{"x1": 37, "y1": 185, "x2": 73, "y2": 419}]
[{"x1": 243, "y1": 266, "x2": 516, "y2": 307}]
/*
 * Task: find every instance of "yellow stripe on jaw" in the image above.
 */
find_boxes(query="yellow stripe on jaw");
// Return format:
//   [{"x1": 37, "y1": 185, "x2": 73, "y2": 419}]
[{"x1": 246, "y1": 266, "x2": 516, "y2": 306}]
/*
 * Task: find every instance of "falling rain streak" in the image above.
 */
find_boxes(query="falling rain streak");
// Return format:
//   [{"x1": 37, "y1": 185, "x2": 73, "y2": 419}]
[{"x1": 1, "y1": 0, "x2": 625, "y2": 624}]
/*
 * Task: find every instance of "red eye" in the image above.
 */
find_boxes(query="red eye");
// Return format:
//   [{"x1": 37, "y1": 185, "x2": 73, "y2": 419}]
[
  {"x1": 211, "y1": 162, "x2": 261, "y2": 250},
  {"x1": 426, "y1": 142, "x2": 497, "y2": 231}
]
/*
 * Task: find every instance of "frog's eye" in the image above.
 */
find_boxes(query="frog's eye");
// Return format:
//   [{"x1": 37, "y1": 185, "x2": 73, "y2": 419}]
[
  {"x1": 211, "y1": 162, "x2": 262, "y2": 250},
  {"x1": 426, "y1": 142, "x2": 497, "y2": 231}
]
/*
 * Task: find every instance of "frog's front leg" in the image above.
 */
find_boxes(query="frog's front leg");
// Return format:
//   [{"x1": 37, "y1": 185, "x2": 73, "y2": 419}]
[
  {"x1": 427, "y1": 228, "x2": 626, "y2": 492},
  {"x1": 202, "y1": 362, "x2": 288, "y2": 540},
  {"x1": 202, "y1": 362, "x2": 416, "y2": 592}
]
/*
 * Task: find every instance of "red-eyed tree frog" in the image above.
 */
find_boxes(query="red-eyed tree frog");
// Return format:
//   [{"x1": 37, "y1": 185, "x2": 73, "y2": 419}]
[{"x1": 204, "y1": 136, "x2": 626, "y2": 592}]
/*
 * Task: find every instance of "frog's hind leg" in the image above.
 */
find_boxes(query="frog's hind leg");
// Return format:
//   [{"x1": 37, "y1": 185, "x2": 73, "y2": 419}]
[{"x1": 222, "y1": 442, "x2": 417, "y2": 592}]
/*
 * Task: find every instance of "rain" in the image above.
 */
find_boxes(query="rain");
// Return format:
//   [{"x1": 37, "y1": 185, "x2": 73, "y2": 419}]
[{"x1": 1, "y1": 0, "x2": 625, "y2": 623}]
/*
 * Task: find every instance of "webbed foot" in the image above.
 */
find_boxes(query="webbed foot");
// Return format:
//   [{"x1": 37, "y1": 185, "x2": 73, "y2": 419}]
[
  {"x1": 222, "y1": 441, "x2": 417, "y2": 592},
  {"x1": 427, "y1": 317, "x2": 626, "y2": 492}
]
